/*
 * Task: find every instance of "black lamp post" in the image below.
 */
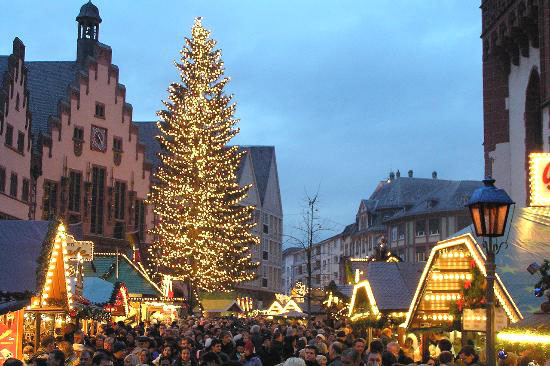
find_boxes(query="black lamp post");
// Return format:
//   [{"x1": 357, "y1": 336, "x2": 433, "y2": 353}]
[{"x1": 466, "y1": 177, "x2": 514, "y2": 366}]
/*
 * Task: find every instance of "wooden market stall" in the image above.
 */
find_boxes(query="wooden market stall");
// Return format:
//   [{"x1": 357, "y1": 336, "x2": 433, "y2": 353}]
[
  {"x1": 403, "y1": 234, "x2": 522, "y2": 356},
  {"x1": 201, "y1": 299, "x2": 244, "y2": 317},
  {"x1": 82, "y1": 253, "x2": 182, "y2": 324},
  {"x1": 0, "y1": 219, "x2": 101, "y2": 357},
  {"x1": 347, "y1": 261, "x2": 423, "y2": 341}
]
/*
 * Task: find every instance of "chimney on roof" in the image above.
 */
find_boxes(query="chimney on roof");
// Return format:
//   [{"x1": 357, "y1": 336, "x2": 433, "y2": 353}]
[
  {"x1": 389, "y1": 171, "x2": 395, "y2": 181},
  {"x1": 408, "y1": 170, "x2": 413, "y2": 178},
  {"x1": 432, "y1": 171, "x2": 438, "y2": 179},
  {"x1": 396, "y1": 170, "x2": 400, "y2": 178}
]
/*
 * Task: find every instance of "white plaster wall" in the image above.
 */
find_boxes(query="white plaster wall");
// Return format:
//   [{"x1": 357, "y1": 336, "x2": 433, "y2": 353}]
[
  {"x1": 282, "y1": 254, "x2": 295, "y2": 293},
  {"x1": 489, "y1": 142, "x2": 512, "y2": 198},
  {"x1": 262, "y1": 153, "x2": 283, "y2": 217},
  {"x1": 505, "y1": 46, "x2": 540, "y2": 207}
]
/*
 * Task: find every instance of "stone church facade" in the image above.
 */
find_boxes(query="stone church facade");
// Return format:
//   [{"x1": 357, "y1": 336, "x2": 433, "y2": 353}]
[{"x1": 482, "y1": 0, "x2": 550, "y2": 206}]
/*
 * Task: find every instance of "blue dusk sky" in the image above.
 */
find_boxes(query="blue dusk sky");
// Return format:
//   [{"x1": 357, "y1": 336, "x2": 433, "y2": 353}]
[{"x1": 0, "y1": 1, "x2": 483, "y2": 245}]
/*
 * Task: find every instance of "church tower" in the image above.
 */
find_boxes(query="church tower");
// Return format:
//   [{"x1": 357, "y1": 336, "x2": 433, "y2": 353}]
[
  {"x1": 76, "y1": 1, "x2": 102, "y2": 64},
  {"x1": 481, "y1": 0, "x2": 547, "y2": 207}
]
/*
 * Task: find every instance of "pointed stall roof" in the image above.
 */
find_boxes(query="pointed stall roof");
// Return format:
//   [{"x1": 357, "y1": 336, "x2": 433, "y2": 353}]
[
  {"x1": 348, "y1": 262, "x2": 423, "y2": 319},
  {"x1": 83, "y1": 253, "x2": 162, "y2": 298},
  {"x1": 403, "y1": 233, "x2": 522, "y2": 329}
]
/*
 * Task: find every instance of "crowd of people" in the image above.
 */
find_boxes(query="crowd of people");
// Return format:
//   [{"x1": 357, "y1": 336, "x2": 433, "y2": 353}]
[{"x1": 2, "y1": 317, "x2": 544, "y2": 366}]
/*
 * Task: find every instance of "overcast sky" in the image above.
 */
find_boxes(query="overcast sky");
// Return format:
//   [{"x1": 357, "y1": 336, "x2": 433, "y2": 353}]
[{"x1": 0, "y1": 1, "x2": 483, "y2": 245}]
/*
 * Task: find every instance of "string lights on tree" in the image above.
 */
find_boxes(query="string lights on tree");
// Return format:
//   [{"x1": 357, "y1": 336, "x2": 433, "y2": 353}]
[{"x1": 147, "y1": 17, "x2": 259, "y2": 299}]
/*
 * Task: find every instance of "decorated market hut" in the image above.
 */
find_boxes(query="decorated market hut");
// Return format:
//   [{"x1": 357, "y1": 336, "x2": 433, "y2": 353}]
[
  {"x1": 348, "y1": 261, "x2": 423, "y2": 326},
  {"x1": 403, "y1": 234, "x2": 522, "y2": 355},
  {"x1": 0, "y1": 219, "x2": 102, "y2": 356},
  {"x1": 324, "y1": 281, "x2": 353, "y2": 320},
  {"x1": 201, "y1": 299, "x2": 244, "y2": 317},
  {"x1": 82, "y1": 253, "x2": 178, "y2": 323},
  {"x1": 81, "y1": 278, "x2": 130, "y2": 319}
]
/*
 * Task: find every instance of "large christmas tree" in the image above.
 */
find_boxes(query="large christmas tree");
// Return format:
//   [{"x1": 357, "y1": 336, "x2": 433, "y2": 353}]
[{"x1": 148, "y1": 17, "x2": 258, "y2": 295}]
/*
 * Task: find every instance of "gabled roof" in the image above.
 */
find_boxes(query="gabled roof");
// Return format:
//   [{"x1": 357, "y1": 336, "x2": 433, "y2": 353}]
[
  {"x1": 241, "y1": 145, "x2": 274, "y2": 206},
  {"x1": 202, "y1": 299, "x2": 243, "y2": 313},
  {"x1": 389, "y1": 180, "x2": 482, "y2": 220},
  {"x1": 82, "y1": 277, "x2": 115, "y2": 304},
  {"x1": 341, "y1": 223, "x2": 357, "y2": 237},
  {"x1": 361, "y1": 177, "x2": 481, "y2": 218},
  {"x1": 26, "y1": 61, "x2": 79, "y2": 137},
  {"x1": 349, "y1": 262, "x2": 424, "y2": 315},
  {"x1": 283, "y1": 247, "x2": 302, "y2": 256},
  {"x1": 83, "y1": 253, "x2": 162, "y2": 297}
]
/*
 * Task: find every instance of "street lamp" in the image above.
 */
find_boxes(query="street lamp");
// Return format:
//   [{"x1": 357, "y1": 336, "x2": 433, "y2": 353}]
[{"x1": 466, "y1": 177, "x2": 514, "y2": 366}]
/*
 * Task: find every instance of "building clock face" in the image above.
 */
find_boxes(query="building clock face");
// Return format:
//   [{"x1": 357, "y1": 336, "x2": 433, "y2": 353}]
[{"x1": 91, "y1": 126, "x2": 107, "y2": 152}]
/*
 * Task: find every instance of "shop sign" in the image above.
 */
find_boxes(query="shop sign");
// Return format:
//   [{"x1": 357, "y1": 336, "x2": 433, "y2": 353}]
[
  {"x1": 0, "y1": 310, "x2": 23, "y2": 365},
  {"x1": 66, "y1": 239, "x2": 94, "y2": 261},
  {"x1": 529, "y1": 153, "x2": 550, "y2": 206},
  {"x1": 462, "y1": 308, "x2": 508, "y2": 332}
]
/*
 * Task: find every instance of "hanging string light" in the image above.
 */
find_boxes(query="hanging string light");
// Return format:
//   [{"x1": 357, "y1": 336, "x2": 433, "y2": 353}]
[{"x1": 146, "y1": 17, "x2": 259, "y2": 294}]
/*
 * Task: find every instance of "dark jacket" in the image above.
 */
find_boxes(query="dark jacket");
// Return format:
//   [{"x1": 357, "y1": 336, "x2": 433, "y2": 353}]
[
  {"x1": 258, "y1": 346, "x2": 279, "y2": 366},
  {"x1": 329, "y1": 356, "x2": 343, "y2": 366},
  {"x1": 252, "y1": 334, "x2": 263, "y2": 352},
  {"x1": 222, "y1": 342, "x2": 236, "y2": 360}
]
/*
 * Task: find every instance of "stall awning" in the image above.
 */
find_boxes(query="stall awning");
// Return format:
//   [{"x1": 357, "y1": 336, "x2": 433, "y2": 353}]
[{"x1": 457, "y1": 207, "x2": 550, "y2": 315}]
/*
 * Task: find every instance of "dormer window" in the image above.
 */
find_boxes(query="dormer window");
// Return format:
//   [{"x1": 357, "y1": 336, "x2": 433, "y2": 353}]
[
  {"x1": 426, "y1": 199, "x2": 437, "y2": 208},
  {"x1": 95, "y1": 102, "x2": 105, "y2": 119}
]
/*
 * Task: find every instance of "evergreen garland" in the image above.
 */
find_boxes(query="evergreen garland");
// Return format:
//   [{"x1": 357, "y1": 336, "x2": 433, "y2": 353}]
[
  {"x1": 35, "y1": 218, "x2": 63, "y2": 296},
  {"x1": 449, "y1": 259, "x2": 487, "y2": 329}
]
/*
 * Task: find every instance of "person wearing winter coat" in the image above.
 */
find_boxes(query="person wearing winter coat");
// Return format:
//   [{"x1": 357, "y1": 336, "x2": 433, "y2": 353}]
[{"x1": 240, "y1": 341, "x2": 262, "y2": 366}]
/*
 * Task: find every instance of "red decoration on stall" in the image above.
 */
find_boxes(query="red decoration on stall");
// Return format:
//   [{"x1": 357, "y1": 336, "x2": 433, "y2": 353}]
[
  {"x1": 464, "y1": 280, "x2": 472, "y2": 289},
  {"x1": 456, "y1": 298, "x2": 464, "y2": 312}
]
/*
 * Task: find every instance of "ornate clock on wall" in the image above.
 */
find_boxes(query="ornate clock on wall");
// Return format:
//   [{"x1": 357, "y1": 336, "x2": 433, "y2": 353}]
[{"x1": 90, "y1": 125, "x2": 107, "y2": 152}]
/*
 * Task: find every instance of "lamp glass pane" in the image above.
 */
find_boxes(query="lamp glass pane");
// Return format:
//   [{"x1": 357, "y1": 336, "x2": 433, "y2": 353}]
[
  {"x1": 470, "y1": 205, "x2": 483, "y2": 236},
  {"x1": 485, "y1": 204, "x2": 498, "y2": 235},
  {"x1": 496, "y1": 204, "x2": 509, "y2": 236}
]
